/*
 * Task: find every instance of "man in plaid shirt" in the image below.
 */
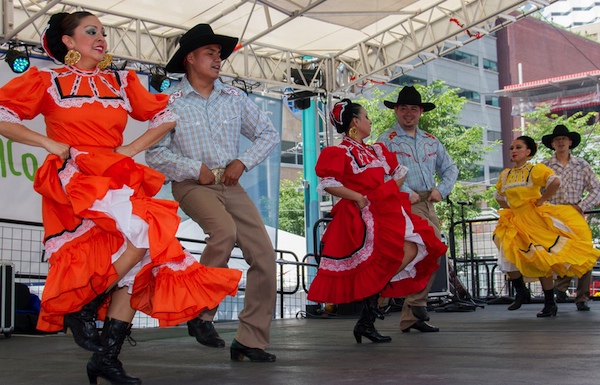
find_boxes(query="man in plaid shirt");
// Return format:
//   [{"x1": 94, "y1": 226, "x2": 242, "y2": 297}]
[
  {"x1": 146, "y1": 23, "x2": 279, "y2": 362},
  {"x1": 541, "y1": 124, "x2": 600, "y2": 311}
]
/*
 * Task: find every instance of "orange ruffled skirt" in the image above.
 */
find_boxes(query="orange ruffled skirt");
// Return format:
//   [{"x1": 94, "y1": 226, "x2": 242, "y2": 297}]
[{"x1": 34, "y1": 147, "x2": 241, "y2": 332}]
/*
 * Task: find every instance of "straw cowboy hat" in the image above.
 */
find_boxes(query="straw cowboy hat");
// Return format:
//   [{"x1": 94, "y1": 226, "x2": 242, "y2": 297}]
[
  {"x1": 541, "y1": 124, "x2": 581, "y2": 150},
  {"x1": 383, "y1": 85, "x2": 436, "y2": 111},
  {"x1": 166, "y1": 23, "x2": 238, "y2": 73}
]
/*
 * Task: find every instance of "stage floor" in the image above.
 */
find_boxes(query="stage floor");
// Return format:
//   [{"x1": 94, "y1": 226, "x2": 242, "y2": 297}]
[{"x1": 1, "y1": 301, "x2": 599, "y2": 385}]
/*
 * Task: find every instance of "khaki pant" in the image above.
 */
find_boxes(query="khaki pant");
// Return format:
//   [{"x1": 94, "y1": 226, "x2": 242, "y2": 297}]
[
  {"x1": 555, "y1": 270, "x2": 592, "y2": 303},
  {"x1": 172, "y1": 180, "x2": 277, "y2": 349},
  {"x1": 399, "y1": 200, "x2": 443, "y2": 330}
]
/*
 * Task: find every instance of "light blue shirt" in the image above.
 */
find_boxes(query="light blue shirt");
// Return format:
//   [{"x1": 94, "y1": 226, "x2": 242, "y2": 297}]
[
  {"x1": 377, "y1": 124, "x2": 458, "y2": 198},
  {"x1": 146, "y1": 77, "x2": 279, "y2": 182}
]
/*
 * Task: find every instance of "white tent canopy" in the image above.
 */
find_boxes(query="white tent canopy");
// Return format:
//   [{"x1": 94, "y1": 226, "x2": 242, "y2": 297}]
[{"x1": 2, "y1": 0, "x2": 553, "y2": 95}]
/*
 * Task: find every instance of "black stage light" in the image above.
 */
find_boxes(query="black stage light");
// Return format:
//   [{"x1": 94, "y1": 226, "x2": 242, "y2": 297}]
[
  {"x1": 5, "y1": 47, "x2": 30, "y2": 74},
  {"x1": 150, "y1": 69, "x2": 171, "y2": 92}
]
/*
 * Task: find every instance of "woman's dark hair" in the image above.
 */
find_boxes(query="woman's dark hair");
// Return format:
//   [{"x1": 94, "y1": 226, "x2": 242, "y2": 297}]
[
  {"x1": 516, "y1": 135, "x2": 537, "y2": 157},
  {"x1": 43, "y1": 11, "x2": 95, "y2": 64},
  {"x1": 329, "y1": 99, "x2": 362, "y2": 134}
]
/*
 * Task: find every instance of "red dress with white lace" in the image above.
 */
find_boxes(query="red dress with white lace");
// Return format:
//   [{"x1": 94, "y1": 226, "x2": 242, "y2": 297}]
[
  {"x1": 306, "y1": 137, "x2": 446, "y2": 305},
  {"x1": 0, "y1": 66, "x2": 241, "y2": 332}
]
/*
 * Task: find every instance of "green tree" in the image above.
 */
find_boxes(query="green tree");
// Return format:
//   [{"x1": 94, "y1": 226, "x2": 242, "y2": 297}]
[
  {"x1": 358, "y1": 80, "x2": 498, "y2": 232},
  {"x1": 278, "y1": 175, "x2": 306, "y2": 236}
]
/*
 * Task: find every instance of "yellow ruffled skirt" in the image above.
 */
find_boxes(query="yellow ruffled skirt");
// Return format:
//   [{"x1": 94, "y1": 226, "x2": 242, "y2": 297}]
[{"x1": 493, "y1": 201, "x2": 599, "y2": 278}]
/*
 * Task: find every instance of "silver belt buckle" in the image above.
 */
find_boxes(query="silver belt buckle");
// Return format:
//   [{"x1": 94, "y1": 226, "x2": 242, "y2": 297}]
[{"x1": 212, "y1": 168, "x2": 225, "y2": 184}]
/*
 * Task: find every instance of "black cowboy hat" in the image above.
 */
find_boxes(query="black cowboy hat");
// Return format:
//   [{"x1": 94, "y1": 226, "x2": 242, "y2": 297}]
[
  {"x1": 383, "y1": 85, "x2": 436, "y2": 111},
  {"x1": 165, "y1": 23, "x2": 239, "y2": 74},
  {"x1": 541, "y1": 124, "x2": 581, "y2": 150}
]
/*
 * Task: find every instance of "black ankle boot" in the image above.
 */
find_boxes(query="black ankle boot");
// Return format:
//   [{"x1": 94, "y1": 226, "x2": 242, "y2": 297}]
[
  {"x1": 537, "y1": 289, "x2": 558, "y2": 318},
  {"x1": 86, "y1": 317, "x2": 141, "y2": 385},
  {"x1": 353, "y1": 306, "x2": 391, "y2": 344},
  {"x1": 507, "y1": 276, "x2": 531, "y2": 311},
  {"x1": 364, "y1": 293, "x2": 385, "y2": 320},
  {"x1": 64, "y1": 292, "x2": 109, "y2": 352}
]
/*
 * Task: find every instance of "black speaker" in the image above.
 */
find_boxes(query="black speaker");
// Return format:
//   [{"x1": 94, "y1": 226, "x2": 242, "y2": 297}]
[{"x1": 429, "y1": 254, "x2": 450, "y2": 297}]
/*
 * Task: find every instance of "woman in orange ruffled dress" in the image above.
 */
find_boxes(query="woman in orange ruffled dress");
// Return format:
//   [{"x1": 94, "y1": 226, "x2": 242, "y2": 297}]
[
  {"x1": 0, "y1": 11, "x2": 241, "y2": 384},
  {"x1": 307, "y1": 99, "x2": 446, "y2": 344}
]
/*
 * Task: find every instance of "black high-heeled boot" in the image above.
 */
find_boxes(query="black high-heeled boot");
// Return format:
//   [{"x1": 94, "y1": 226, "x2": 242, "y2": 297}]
[
  {"x1": 537, "y1": 289, "x2": 558, "y2": 318},
  {"x1": 353, "y1": 306, "x2": 391, "y2": 344},
  {"x1": 507, "y1": 276, "x2": 531, "y2": 311},
  {"x1": 364, "y1": 293, "x2": 385, "y2": 320},
  {"x1": 86, "y1": 317, "x2": 141, "y2": 385},
  {"x1": 64, "y1": 292, "x2": 109, "y2": 352}
]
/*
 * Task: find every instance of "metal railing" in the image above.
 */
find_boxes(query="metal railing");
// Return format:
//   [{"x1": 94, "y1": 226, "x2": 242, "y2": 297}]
[
  {"x1": 2, "y1": 208, "x2": 599, "y2": 327},
  {"x1": 0, "y1": 218, "x2": 318, "y2": 328}
]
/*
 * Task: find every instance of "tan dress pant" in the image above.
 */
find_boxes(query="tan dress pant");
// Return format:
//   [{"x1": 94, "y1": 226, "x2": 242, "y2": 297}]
[
  {"x1": 399, "y1": 200, "x2": 443, "y2": 330},
  {"x1": 172, "y1": 180, "x2": 277, "y2": 349},
  {"x1": 555, "y1": 270, "x2": 592, "y2": 303}
]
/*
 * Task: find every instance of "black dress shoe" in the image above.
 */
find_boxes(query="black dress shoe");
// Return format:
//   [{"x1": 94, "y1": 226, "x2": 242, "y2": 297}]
[
  {"x1": 555, "y1": 290, "x2": 569, "y2": 303},
  {"x1": 187, "y1": 318, "x2": 225, "y2": 348},
  {"x1": 576, "y1": 302, "x2": 590, "y2": 311},
  {"x1": 410, "y1": 305, "x2": 430, "y2": 321},
  {"x1": 230, "y1": 339, "x2": 276, "y2": 362},
  {"x1": 401, "y1": 320, "x2": 439, "y2": 333}
]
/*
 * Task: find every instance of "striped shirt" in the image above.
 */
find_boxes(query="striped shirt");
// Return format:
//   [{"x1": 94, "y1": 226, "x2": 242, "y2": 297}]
[
  {"x1": 378, "y1": 124, "x2": 458, "y2": 198},
  {"x1": 146, "y1": 77, "x2": 279, "y2": 182},
  {"x1": 542, "y1": 154, "x2": 600, "y2": 212}
]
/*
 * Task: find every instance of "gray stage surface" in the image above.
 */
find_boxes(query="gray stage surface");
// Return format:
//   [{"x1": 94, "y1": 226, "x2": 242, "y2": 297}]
[{"x1": 1, "y1": 301, "x2": 599, "y2": 385}]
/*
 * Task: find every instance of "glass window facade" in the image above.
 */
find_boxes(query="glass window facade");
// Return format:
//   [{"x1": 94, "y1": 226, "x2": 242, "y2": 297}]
[
  {"x1": 483, "y1": 58, "x2": 498, "y2": 71},
  {"x1": 485, "y1": 95, "x2": 500, "y2": 107},
  {"x1": 443, "y1": 50, "x2": 479, "y2": 67}
]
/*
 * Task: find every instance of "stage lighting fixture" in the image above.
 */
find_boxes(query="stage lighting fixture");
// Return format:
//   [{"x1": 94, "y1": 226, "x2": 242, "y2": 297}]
[
  {"x1": 5, "y1": 46, "x2": 30, "y2": 74},
  {"x1": 150, "y1": 69, "x2": 171, "y2": 92}
]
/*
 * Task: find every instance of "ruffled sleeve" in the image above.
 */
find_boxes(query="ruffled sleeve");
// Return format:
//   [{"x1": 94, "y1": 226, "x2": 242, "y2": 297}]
[
  {"x1": 315, "y1": 146, "x2": 346, "y2": 191},
  {"x1": 122, "y1": 70, "x2": 178, "y2": 128},
  {"x1": 531, "y1": 163, "x2": 558, "y2": 189},
  {"x1": 377, "y1": 142, "x2": 407, "y2": 180},
  {"x1": 0, "y1": 67, "x2": 48, "y2": 123},
  {"x1": 494, "y1": 168, "x2": 508, "y2": 202}
]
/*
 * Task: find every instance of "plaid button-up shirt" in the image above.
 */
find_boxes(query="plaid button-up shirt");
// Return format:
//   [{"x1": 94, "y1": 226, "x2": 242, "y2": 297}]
[
  {"x1": 146, "y1": 77, "x2": 279, "y2": 182},
  {"x1": 542, "y1": 154, "x2": 600, "y2": 212}
]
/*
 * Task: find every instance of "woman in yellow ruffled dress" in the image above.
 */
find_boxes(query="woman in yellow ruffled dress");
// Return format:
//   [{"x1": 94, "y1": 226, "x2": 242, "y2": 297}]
[{"x1": 493, "y1": 135, "x2": 600, "y2": 317}]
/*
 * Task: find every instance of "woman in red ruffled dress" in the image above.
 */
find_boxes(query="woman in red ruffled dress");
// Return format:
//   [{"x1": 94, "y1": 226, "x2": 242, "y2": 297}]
[
  {"x1": 307, "y1": 99, "x2": 446, "y2": 344},
  {"x1": 0, "y1": 12, "x2": 241, "y2": 384}
]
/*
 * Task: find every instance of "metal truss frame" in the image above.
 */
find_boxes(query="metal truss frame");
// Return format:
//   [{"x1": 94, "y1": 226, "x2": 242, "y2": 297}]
[{"x1": 1, "y1": 0, "x2": 554, "y2": 94}]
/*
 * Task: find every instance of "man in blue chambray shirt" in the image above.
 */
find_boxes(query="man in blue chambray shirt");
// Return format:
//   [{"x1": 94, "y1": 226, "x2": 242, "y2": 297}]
[
  {"x1": 146, "y1": 23, "x2": 279, "y2": 362},
  {"x1": 378, "y1": 86, "x2": 458, "y2": 334}
]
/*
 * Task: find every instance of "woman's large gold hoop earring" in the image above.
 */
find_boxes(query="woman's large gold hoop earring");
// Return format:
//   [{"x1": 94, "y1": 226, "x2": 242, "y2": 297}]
[
  {"x1": 348, "y1": 127, "x2": 358, "y2": 140},
  {"x1": 97, "y1": 53, "x2": 113, "y2": 70},
  {"x1": 64, "y1": 49, "x2": 81, "y2": 66}
]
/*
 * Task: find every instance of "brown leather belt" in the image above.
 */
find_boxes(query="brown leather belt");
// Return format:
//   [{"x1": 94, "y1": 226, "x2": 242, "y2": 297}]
[
  {"x1": 211, "y1": 168, "x2": 225, "y2": 184},
  {"x1": 416, "y1": 190, "x2": 431, "y2": 201}
]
